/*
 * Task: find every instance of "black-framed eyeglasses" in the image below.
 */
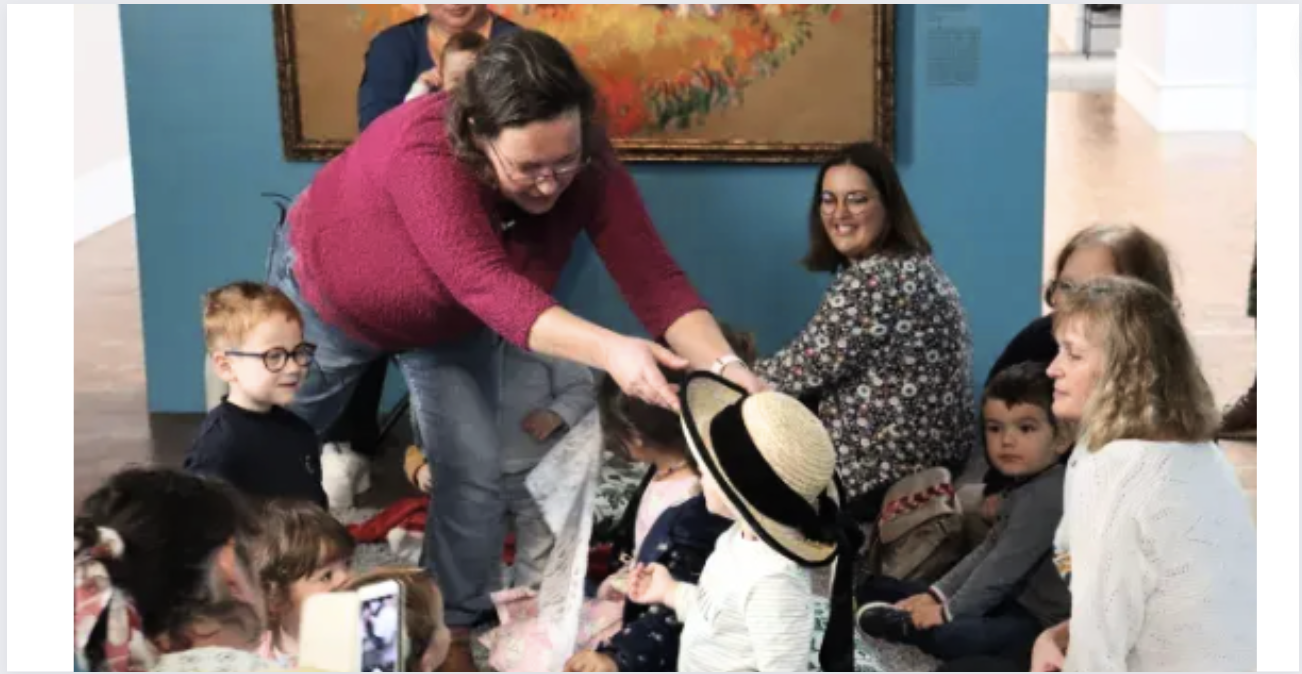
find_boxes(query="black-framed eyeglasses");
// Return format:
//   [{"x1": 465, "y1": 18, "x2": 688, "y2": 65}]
[
  {"x1": 225, "y1": 343, "x2": 317, "y2": 373},
  {"x1": 487, "y1": 140, "x2": 589, "y2": 186}
]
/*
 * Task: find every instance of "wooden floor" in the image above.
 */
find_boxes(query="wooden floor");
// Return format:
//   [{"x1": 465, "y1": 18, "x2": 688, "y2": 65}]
[{"x1": 74, "y1": 91, "x2": 1258, "y2": 515}]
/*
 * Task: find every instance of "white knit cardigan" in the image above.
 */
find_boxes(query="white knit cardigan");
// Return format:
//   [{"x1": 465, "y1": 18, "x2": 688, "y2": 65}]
[{"x1": 1055, "y1": 439, "x2": 1256, "y2": 671}]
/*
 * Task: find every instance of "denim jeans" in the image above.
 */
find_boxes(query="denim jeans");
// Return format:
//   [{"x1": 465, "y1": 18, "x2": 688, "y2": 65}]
[
  {"x1": 267, "y1": 216, "x2": 507, "y2": 627},
  {"x1": 857, "y1": 575, "x2": 1040, "y2": 665}
]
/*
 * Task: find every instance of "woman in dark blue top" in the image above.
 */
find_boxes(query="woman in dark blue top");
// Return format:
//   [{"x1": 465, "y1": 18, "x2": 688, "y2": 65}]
[{"x1": 357, "y1": 5, "x2": 520, "y2": 130}]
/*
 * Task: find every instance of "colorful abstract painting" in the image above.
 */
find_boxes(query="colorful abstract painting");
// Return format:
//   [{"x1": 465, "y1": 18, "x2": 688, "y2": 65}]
[{"x1": 274, "y1": 4, "x2": 894, "y2": 162}]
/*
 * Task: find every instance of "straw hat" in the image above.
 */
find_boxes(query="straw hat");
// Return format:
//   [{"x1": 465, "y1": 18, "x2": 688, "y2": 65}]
[{"x1": 678, "y1": 371, "x2": 844, "y2": 566}]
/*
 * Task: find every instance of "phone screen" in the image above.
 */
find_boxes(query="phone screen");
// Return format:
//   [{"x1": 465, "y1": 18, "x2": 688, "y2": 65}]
[{"x1": 359, "y1": 591, "x2": 401, "y2": 672}]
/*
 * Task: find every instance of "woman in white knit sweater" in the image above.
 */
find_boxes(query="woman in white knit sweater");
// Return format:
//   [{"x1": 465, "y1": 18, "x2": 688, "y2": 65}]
[{"x1": 1033, "y1": 277, "x2": 1256, "y2": 672}]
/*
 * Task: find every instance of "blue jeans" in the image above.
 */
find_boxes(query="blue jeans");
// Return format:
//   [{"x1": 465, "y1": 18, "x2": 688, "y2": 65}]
[
  {"x1": 857, "y1": 576, "x2": 1040, "y2": 665},
  {"x1": 267, "y1": 217, "x2": 507, "y2": 627}
]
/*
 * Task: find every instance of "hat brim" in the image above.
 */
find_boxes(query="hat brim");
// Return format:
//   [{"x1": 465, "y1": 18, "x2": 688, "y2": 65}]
[{"x1": 679, "y1": 372, "x2": 838, "y2": 566}]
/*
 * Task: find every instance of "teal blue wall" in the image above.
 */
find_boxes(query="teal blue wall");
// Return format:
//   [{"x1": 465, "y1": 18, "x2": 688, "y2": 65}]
[{"x1": 121, "y1": 5, "x2": 1047, "y2": 413}]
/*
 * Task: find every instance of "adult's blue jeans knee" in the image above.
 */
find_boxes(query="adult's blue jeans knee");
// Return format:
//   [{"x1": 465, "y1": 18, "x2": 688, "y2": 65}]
[{"x1": 399, "y1": 331, "x2": 507, "y2": 628}]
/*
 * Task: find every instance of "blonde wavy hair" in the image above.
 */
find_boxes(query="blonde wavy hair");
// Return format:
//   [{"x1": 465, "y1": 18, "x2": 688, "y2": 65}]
[{"x1": 1054, "y1": 276, "x2": 1218, "y2": 451}]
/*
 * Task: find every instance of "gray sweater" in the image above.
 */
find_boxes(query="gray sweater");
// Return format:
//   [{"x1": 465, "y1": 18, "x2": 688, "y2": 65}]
[
  {"x1": 932, "y1": 463, "x2": 1071, "y2": 626},
  {"x1": 498, "y1": 344, "x2": 597, "y2": 473}
]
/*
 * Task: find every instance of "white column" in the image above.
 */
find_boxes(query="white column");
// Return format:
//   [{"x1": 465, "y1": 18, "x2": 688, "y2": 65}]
[
  {"x1": 1116, "y1": 4, "x2": 1256, "y2": 135},
  {"x1": 1049, "y1": 4, "x2": 1084, "y2": 52},
  {"x1": 75, "y1": 4, "x2": 135, "y2": 242},
  {"x1": 1244, "y1": 6, "x2": 1259, "y2": 142}
]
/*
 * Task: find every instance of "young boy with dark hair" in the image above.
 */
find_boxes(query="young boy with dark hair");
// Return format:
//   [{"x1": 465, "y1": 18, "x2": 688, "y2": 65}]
[{"x1": 856, "y1": 361, "x2": 1073, "y2": 668}]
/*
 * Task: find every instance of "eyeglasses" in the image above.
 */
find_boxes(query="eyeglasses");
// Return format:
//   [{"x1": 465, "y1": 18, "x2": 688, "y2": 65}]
[
  {"x1": 1044, "y1": 278, "x2": 1083, "y2": 307},
  {"x1": 225, "y1": 342, "x2": 317, "y2": 373},
  {"x1": 1047, "y1": 278, "x2": 1081, "y2": 297},
  {"x1": 819, "y1": 191, "x2": 876, "y2": 215},
  {"x1": 488, "y1": 141, "x2": 589, "y2": 186}
]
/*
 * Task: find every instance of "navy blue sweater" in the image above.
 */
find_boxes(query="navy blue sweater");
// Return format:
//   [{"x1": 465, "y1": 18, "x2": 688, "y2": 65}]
[
  {"x1": 356, "y1": 14, "x2": 521, "y2": 131},
  {"x1": 184, "y1": 399, "x2": 326, "y2": 509}
]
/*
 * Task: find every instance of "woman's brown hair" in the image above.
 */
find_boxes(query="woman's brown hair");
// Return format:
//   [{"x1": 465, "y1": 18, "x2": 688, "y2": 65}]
[
  {"x1": 1053, "y1": 276, "x2": 1218, "y2": 451},
  {"x1": 802, "y1": 142, "x2": 932, "y2": 272},
  {"x1": 249, "y1": 500, "x2": 355, "y2": 635},
  {"x1": 447, "y1": 29, "x2": 603, "y2": 183},
  {"x1": 1046, "y1": 224, "x2": 1176, "y2": 307},
  {"x1": 343, "y1": 567, "x2": 447, "y2": 672}
]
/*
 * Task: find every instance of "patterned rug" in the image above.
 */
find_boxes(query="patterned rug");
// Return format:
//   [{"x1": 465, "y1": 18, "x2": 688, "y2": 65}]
[{"x1": 334, "y1": 451, "x2": 939, "y2": 672}]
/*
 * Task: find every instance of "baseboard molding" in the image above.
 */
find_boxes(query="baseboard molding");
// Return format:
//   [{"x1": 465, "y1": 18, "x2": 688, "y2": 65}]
[
  {"x1": 75, "y1": 156, "x2": 135, "y2": 243},
  {"x1": 1116, "y1": 49, "x2": 1251, "y2": 133}
]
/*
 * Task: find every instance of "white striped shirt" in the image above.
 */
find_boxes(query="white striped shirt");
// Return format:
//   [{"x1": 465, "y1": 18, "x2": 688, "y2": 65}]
[{"x1": 674, "y1": 525, "x2": 814, "y2": 672}]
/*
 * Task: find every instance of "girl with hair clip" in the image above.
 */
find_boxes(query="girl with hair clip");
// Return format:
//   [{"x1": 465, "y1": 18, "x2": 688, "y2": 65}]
[
  {"x1": 74, "y1": 467, "x2": 276, "y2": 672},
  {"x1": 1032, "y1": 277, "x2": 1256, "y2": 672}
]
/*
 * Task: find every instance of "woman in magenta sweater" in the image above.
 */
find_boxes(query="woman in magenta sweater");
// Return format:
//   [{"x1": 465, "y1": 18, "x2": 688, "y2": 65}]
[{"x1": 266, "y1": 29, "x2": 760, "y2": 661}]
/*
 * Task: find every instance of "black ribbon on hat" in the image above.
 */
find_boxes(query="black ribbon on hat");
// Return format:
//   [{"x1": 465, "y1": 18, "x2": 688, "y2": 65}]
[{"x1": 706, "y1": 400, "x2": 864, "y2": 672}]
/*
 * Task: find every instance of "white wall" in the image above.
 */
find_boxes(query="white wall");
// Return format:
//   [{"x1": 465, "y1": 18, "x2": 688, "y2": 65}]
[
  {"x1": 1119, "y1": 4, "x2": 1166, "y2": 74},
  {"x1": 75, "y1": 4, "x2": 135, "y2": 242},
  {"x1": 1245, "y1": 7, "x2": 1259, "y2": 142},
  {"x1": 1117, "y1": 3, "x2": 1256, "y2": 137},
  {"x1": 1050, "y1": 4, "x2": 1083, "y2": 52}
]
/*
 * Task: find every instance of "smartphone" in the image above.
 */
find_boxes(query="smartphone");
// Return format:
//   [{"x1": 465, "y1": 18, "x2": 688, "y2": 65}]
[{"x1": 358, "y1": 579, "x2": 405, "y2": 672}]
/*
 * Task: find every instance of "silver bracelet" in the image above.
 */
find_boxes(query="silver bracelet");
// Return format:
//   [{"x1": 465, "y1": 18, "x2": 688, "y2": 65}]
[{"x1": 710, "y1": 354, "x2": 744, "y2": 377}]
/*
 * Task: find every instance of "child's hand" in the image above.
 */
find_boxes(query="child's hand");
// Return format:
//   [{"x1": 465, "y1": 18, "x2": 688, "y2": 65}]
[
  {"x1": 627, "y1": 563, "x2": 676, "y2": 606},
  {"x1": 910, "y1": 603, "x2": 946, "y2": 630},
  {"x1": 418, "y1": 66, "x2": 442, "y2": 89},
  {"x1": 1031, "y1": 622, "x2": 1069, "y2": 672},
  {"x1": 522, "y1": 409, "x2": 565, "y2": 442},
  {"x1": 981, "y1": 494, "x2": 1002, "y2": 523},
  {"x1": 564, "y1": 650, "x2": 618, "y2": 672},
  {"x1": 895, "y1": 593, "x2": 937, "y2": 613},
  {"x1": 416, "y1": 464, "x2": 433, "y2": 493},
  {"x1": 596, "y1": 569, "x2": 628, "y2": 601}
]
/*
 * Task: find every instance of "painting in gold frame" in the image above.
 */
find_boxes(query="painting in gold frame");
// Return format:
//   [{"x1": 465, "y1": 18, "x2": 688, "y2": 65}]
[{"x1": 273, "y1": 4, "x2": 894, "y2": 163}]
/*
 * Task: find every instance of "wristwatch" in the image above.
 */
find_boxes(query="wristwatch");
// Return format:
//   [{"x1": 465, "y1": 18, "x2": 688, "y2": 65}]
[{"x1": 710, "y1": 354, "x2": 744, "y2": 377}]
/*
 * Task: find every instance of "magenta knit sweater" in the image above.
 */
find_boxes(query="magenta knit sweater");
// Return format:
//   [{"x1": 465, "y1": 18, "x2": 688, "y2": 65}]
[{"x1": 288, "y1": 93, "x2": 706, "y2": 351}]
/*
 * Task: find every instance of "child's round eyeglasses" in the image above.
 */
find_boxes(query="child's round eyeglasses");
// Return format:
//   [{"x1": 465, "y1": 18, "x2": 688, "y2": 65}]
[{"x1": 225, "y1": 343, "x2": 317, "y2": 373}]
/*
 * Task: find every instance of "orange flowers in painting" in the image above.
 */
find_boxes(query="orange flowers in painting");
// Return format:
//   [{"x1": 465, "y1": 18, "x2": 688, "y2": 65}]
[
  {"x1": 349, "y1": 4, "x2": 423, "y2": 37},
  {"x1": 351, "y1": 4, "x2": 840, "y2": 137}
]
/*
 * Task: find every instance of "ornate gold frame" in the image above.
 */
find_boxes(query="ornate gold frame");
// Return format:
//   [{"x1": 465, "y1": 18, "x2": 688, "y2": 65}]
[{"x1": 272, "y1": 5, "x2": 894, "y2": 163}]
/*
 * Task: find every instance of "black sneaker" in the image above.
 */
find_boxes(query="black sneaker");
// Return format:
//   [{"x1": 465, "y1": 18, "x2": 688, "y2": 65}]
[{"x1": 856, "y1": 602, "x2": 915, "y2": 641}]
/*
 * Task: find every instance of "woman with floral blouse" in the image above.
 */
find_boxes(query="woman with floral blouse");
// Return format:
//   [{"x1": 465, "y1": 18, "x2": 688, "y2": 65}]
[{"x1": 752, "y1": 142, "x2": 978, "y2": 522}]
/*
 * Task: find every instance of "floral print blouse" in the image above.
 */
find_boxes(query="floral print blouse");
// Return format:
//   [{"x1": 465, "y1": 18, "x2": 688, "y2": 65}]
[{"x1": 754, "y1": 253, "x2": 978, "y2": 500}]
